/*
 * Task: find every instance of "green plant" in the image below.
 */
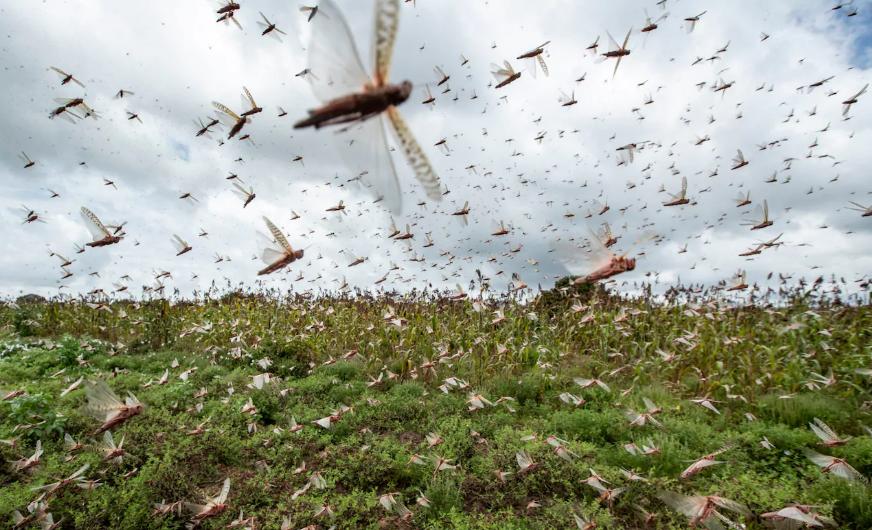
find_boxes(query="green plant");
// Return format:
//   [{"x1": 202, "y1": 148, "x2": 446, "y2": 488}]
[{"x1": 3, "y1": 393, "x2": 66, "y2": 441}]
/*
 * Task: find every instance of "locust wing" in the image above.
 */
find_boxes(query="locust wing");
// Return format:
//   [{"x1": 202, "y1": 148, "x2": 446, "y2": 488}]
[
  {"x1": 262, "y1": 216, "x2": 292, "y2": 253},
  {"x1": 305, "y1": 0, "x2": 371, "y2": 103},
  {"x1": 242, "y1": 86, "x2": 257, "y2": 109},
  {"x1": 257, "y1": 231, "x2": 287, "y2": 267},
  {"x1": 373, "y1": 0, "x2": 401, "y2": 86},
  {"x1": 80, "y1": 207, "x2": 112, "y2": 240},
  {"x1": 490, "y1": 60, "x2": 516, "y2": 84},
  {"x1": 232, "y1": 182, "x2": 252, "y2": 199},
  {"x1": 171, "y1": 235, "x2": 189, "y2": 253},
  {"x1": 553, "y1": 230, "x2": 613, "y2": 277},
  {"x1": 387, "y1": 107, "x2": 442, "y2": 202},
  {"x1": 606, "y1": 31, "x2": 621, "y2": 52},
  {"x1": 213, "y1": 101, "x2": 242, "y2": 125},
  {"x1": 658, "y1": 491, "x2": 706, "y2": 519},
  {"x1": 213, "y1": 478, "x2": 231, "y2": 504},
  {"x1": 334, "y1": 116, "x2": 403, "y2": 213},
  {"x1": 83, "y1": 380, "x2": 125, "y2": 422},
  {"x1": 764, "y1": 506, "x2": 824, "y2": 527}
]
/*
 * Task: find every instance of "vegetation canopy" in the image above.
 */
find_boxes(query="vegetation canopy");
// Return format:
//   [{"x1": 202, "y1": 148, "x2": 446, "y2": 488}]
[{"x1": 0, "y1": 290, "x2": 870, "y2": 529}]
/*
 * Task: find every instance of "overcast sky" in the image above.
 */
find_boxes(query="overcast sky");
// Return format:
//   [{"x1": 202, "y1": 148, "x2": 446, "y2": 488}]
[{"x1": 1, "y1": 0, "x2": 871, "y2": 299}]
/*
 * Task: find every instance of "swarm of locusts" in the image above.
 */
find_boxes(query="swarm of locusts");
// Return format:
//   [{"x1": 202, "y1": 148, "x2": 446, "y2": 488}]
[
  {"x1": 1, "y1": 280, "x2": 870, "y2": 529},
  {"x1": 5, "y1": 0, "x2": 872, "y2": 527}
]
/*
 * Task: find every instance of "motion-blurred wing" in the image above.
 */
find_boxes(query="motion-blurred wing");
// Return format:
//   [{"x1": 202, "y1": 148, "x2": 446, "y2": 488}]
[
  {"x1": 171, "y1": 234, "x2": 186, "y2": 250},
  {"x1": 306, "y1": 0, "x2": 371, "y2": 103},
  {"x1": 594, "y1": 224, "x2": 606, "y2": 242},
  {"x1": 490, "y1": 63, "x2": 509, "y2": 83},
  {"x1": 553, "y1": 234, "x2": 612, "y2": 277},
  {"x1": 831, "y1": 462, "x2": 863, "y2": 481},
  {"x1": 69, "y1": 463, "x2": 90, "y2": 479},
  {"x1": 373, "y1": 0, "x2": 401, "y2": 86},
  {"x1": 622, "y1": 231, "x2": 655, "y2": 257},
  {"x1": 753, "y1": 203, "x2": 764, "y2": 223},
  {"x1": 215, "y1": 478, "x2": 231, "y2": 504},
  {"x1": 101, "y1": 430, "x2": 116, "y2": 449},
  {"x1": 387, "y1": 107, "x2": 442, "y2": 202},
  {"x1": 526, "y1": 58, "x2": 539, "y2": 80},
  {"x1": 536, "y1": 55, "x2": 549, "y2": 77},
  {"x1": 642, "y1": 397, "x2": 657, "y2": 411},
  {"x1": 658, "y1": 491, "x2": 703, "y2": 518},
  {"x1": 336, "y1": 115, "x2": 403, "y2": 213},
  {"x1": 183, "y1": 502, "x2": 208, "y2": 516},
  {"x1": 232, "y1": 182, "x2": 249, "y2": 198},
  {"x1": 516, "y1": 450, "x2": 533, "y2": 469},
  {"x1": 83, "y1": 380, "x2": 124, "y2": 420},
  {"x1": 606, "y1": 31, "x2": 620, "y2": 51},
  {"x1": 257, "y1": 231, "x2": 286, "y2": 266},
  {"x1": 80, "y1": 207, "x2": 111, "y2": 240},
  {"x1": 766, "y1": 507, "x2": 823, "y2": 526},
  {"x1": 711, "y1": 497, "x2": 750, "y2": 516},
  {"x1": 683, "y1": 459, "x2": 723, "y2": 476}
]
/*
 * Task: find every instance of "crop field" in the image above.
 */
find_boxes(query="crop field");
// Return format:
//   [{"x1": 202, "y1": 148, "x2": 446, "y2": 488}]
[
  {"x1": 4, "y1": 0, "x2": 872, "y2": 527},
  {"x1": 1, "y1": 290, "x2": 870, "y2": 529}
]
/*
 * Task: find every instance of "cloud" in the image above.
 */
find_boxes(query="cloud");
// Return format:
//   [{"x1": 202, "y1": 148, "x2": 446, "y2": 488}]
[{"x1": 1, "y1": 0, "x2": 870, "y2": 299}]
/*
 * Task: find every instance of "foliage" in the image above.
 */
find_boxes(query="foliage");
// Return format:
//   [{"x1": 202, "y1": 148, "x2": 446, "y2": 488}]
[
  {"x1": 2, "y1": 393, "x2": 67, "y2": 441},
  {"x1": 0, "y1": 293, "x2": 869, "y2": 528}
]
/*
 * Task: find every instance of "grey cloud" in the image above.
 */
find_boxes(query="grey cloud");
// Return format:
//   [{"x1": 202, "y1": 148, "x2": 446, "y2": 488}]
[{"x1": 1, "y1": 0, "x2": 870, "y2": 299}]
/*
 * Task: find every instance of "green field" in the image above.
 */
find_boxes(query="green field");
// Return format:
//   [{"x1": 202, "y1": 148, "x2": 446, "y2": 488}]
[{"x1": 1, "y1": 290, "x2": 870, "y2": 529}]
